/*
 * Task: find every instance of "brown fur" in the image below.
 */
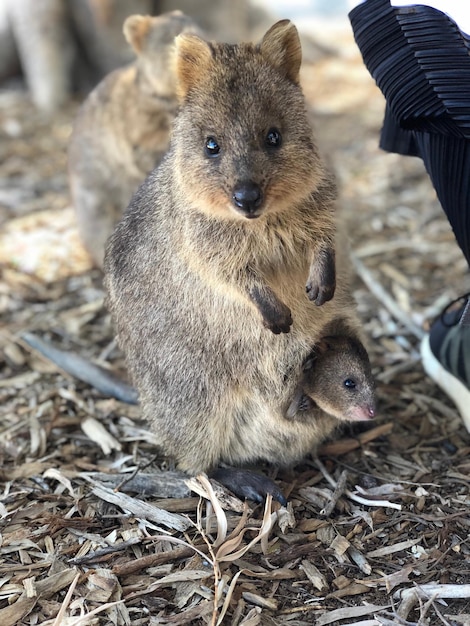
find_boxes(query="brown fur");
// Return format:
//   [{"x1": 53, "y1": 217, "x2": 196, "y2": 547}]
[
  {"x1": 69, "y1": 11, "x2": 201, "y2": 267},
  {"x1": 104, "y1": 21, "x2": 363, "y2": 475},
  {"x1": 286, "y1": 331, "x2": 376, "y2": 422}
]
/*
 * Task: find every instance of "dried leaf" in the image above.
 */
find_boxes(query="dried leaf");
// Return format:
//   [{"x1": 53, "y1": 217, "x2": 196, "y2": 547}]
[
  {"x1": 316, "y1": 604, "x2": 390, "y2": 626},
  {"x1": 81, "y1": 416, "x2": 122, "y2": 455},
  {"x1": 361, "y1": 564, "x2": 416, "y2": 593},
  {"x1": 43, "y1": 468, "x2": 76, "y2": 498},
  {"x1": 300, "y1": 560, "x2": 328, "y2": 591},
  {"x1": 366, "y1": 538, "x2": 422, "y2": 559},
  {"x1": 242, "y1": 592, "x2": 278, "y2": 611},
  {"x1": 327, "y1": 582, "x2": 372, "y2": 599}
]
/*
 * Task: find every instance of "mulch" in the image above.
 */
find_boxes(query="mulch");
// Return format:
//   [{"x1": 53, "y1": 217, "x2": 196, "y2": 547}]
[{"x1": 1, "y1": 29, "x2": 470, "y2": 626}]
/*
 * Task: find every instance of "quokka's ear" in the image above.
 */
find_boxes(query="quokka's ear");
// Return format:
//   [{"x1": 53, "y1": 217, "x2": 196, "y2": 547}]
[
  {"x1": 313, "y1": 337, "x2": 332, "y2": 357},
  {"x1": 321, "y1": 335, "x2": 354, "y2": 354},
  {"x1": 175, "y1": 33, "x2": 213, "y2": 100},
  {"x1": 123, "y1": 15, "x2": 153, "y2": 54},
  {"x1": 260, "y1": 20, "x2": 302, "y2": 84}
]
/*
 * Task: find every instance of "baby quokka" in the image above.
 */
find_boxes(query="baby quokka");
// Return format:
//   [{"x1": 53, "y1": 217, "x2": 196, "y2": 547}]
[{"x1": 286, "y1": 335, "x2": 376, "y2": 422}]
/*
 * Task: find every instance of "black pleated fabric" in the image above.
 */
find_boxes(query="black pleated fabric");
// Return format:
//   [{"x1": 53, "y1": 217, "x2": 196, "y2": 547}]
[{"x1": 349, "y1": 0, "x2": 470, "y2": 266}]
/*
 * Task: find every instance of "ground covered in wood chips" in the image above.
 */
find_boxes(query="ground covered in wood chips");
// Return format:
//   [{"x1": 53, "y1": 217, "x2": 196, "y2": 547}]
[{"x1": 1, "y1": 29, "x2": 470, "y2": 626}]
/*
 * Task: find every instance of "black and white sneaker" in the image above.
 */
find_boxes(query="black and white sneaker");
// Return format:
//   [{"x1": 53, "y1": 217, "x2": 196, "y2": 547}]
[{"x1": 421, "y1": 293, "x2": 470, "y2": 431}]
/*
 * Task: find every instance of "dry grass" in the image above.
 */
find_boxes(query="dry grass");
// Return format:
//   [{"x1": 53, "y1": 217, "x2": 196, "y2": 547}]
[{"x1": 1, "y1": 31, "x2": 470, "y2": 626}]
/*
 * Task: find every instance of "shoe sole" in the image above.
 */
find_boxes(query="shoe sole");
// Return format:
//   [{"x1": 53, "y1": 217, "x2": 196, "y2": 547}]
[{"x1": 421, "y1": 334, "x2": 470, "y2": 432}]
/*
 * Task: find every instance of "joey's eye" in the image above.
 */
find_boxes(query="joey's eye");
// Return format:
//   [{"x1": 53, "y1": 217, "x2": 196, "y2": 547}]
[
  {"x1": 344, "y1": 379, "x2": 357, "y2": 390},
  {"x1": 205, "y1": 137, "x2": 220, "y2": 157},
  {"x1": 265, "y1": 128, "x2": 282, "y2": 148}
]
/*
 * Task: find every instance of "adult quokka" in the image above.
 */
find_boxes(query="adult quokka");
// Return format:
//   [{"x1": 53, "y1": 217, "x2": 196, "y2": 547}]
[{"x1": 104, "y1": 20, "x2": 365, "y2": 490}]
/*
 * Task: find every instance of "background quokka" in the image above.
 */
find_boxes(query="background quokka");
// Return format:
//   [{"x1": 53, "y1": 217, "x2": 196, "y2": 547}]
[
  {"x1": 104, "y1": 20, "x2": 366, "y2": 478},
  {"x1": 69, "y1": 11, "x2": 201, "y2": 268}
]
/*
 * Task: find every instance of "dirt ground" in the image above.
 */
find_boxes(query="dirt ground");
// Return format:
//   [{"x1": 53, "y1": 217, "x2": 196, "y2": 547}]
[{"x1": 1, "y1": 28, "x2": 470, "y2": 626}]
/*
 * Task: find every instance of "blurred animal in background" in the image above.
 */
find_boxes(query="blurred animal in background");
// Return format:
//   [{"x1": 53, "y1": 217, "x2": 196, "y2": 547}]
[
  {"x1": 0, "y1": 0, "x2": 329, "y2": 113},
  {"x1": 0, "y1": 0, "x2": 257, "y2": 113},
  {"x1": 68, "y1": 11, "x2": 201, "y2": 268}
]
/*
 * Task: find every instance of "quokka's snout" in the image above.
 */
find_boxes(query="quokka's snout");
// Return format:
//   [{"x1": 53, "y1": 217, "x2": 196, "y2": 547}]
[{"x1": 232, "y1": 180, "x2": 264, "y2": 218}]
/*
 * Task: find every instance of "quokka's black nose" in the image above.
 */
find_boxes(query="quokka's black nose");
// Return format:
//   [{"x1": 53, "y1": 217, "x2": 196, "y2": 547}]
[{"x1": 232, "y1": 181, "x2": 263, "y2": 216}]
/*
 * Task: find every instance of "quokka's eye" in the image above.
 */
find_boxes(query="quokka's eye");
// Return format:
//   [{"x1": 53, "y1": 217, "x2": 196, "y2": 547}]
[
  {"x1": 205, "y1": 137, "x2": 220, "y2": 157},
  {"x1": 344, "y1": 379, "x2": 357, "y2": 390},
  {"x1": 265, "y1": 128, "x2": 282, "y2": 148}
]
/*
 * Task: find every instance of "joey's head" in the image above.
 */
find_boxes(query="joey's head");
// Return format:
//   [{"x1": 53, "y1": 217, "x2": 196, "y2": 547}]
[
  {"x1": 303, "y1": 336, "x2": 377, "y2": 422},
  {"x1": 123, "y1": 12, "x2": 202, "y2": 100},
  {"x1": 172, "y1": 20, "x2": 326, "y2": 221}
]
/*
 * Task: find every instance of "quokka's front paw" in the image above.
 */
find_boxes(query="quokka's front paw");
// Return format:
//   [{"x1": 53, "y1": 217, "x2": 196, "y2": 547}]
[
  {"x1": 306, "y1": 245, "x2": 336, "y2": 305},
  {"x1": 250, "y1": 285, "x2": 293, "y2": 333},
  {"x1": 263, "y1": 307, "x2": 293, "y2": 334},
  {"x1": 305, "y1": 280, "x2": 335, "y2": 306}
]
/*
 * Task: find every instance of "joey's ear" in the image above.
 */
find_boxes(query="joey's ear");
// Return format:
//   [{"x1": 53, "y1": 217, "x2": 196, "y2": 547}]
[
  {"x1": 322, "y1": 335, "x2": 353, "y2": 353},
  {"x1": 304, "y1": 338, "x2": 330, "y2": 369},
  {"x1": 313, "y1": 337, "x2": 331, "y2": 357},
  {"x1": 260, "y1": 20, "x2": 301, "y2": 84},
  {"x1": 175, "y1": 33, "x2": 212, "y2": 100},
  {"x1": 123, "y1": 15, "x2": 153, "y2": 54}
]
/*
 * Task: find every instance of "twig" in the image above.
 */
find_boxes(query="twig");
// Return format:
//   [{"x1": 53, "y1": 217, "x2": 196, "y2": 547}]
[
  {"x1": 69, "y1": 601, "x2": 125, "y2": 625},
  {"x1": 397, "y1": 583, "x2": 470, "y2": 601},
  {"x1": 147, "y1": 534, "x2": 214, "y2": 568},
  {"x1": 112, "y1": 544, "x2": 202, "y2": 576},
  {"x1": 19, "y1": 331, "x2": 139, "y2": 404},
  {"x1": 68, "y1": 537, "x2": 142, "y2": 565},
  {"x1": 432, "y1": 600, "x2": 454, "y2": 626},
  {"x1": 321, "y1": 469, "x2": 348, "y2": 516},
  {"x1": 318, "y1": 422, "x2": 393, "y2": 456},
  {"x1": 375, "y1": 615, "x2": 417, "y2": 626},
  {"x1": 314, "y1": 457, "x2": 401, "y2": 510},
  {"x1": 52, "y1": 572, "x2": 80, "y2": 626},
  {"x1": 113, "y1": 454, "x2": 159, "y2": 492},
  {"x1": 90, "y1": 484, "x2": 191, "y2": 531},
  {"x1": 396, "y1": 584, "x2": 470, "y2": 620}
]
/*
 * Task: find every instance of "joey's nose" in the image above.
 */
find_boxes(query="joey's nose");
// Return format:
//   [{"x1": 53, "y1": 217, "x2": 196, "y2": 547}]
[{"x1": 232, "y1": 181, "x2": 263, "y2": 217}]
